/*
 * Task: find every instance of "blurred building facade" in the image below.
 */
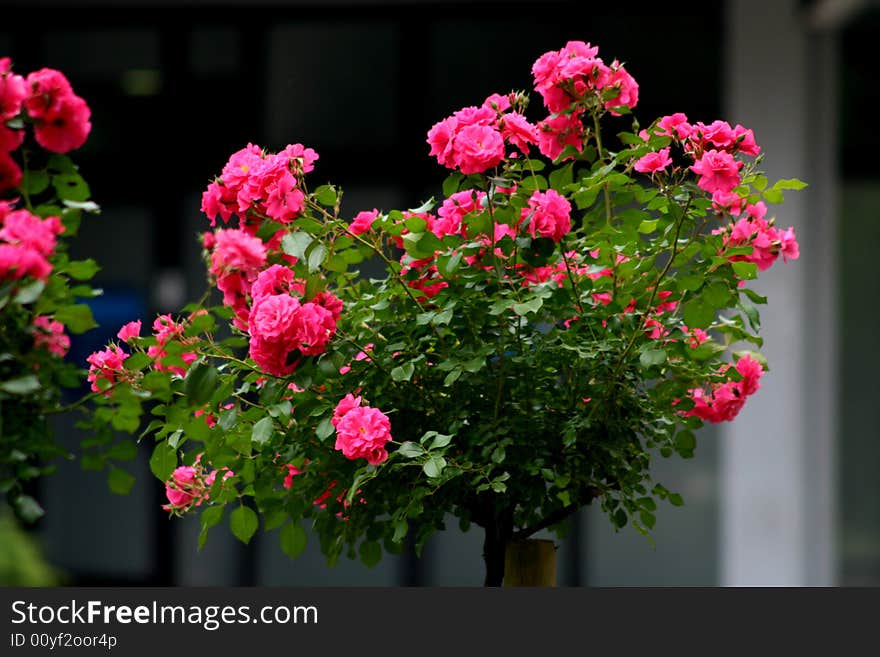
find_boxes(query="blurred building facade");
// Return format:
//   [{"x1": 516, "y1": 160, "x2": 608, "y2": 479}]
[{"x1": 0, "y1": 0, "x2": 876, "y2": 586}]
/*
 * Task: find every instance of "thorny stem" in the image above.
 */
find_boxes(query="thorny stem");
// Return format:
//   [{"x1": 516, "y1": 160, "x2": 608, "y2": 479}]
[
  {"x1": 560, "y1": 247, "x2": 585, "y2": 317},
  {"x1": 586, "y1": 194, "x2": 691, "y2": 422},
  {"x1": 20, "y1": 149, "x2": 33, "y2": 212},
  {"x1": 305, "y1": 198, "x2": 428, "y2": 315},
  {"x1": 610, "y1": 194, "x2": 691, "y2": 379},
  {"x1": 592, "y1": 113, "x2": 613, "y2": 227}
]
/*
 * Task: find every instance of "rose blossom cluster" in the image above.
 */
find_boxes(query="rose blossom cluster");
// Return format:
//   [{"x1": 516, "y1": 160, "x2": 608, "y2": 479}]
[
  {"x1": 1, "y1": 59, "x2": 91, "y2": 192},
  {"x1": 0, "y1": 205, "x2": 72, "y2": 354},
  {"x1": 373, "y1": 186, "x2": 574, "y2": 300},
  {"x1": 162, "y1": 458, "x2": 234, "y2": 514},
  {"x1": 201, "y1": 142, "x2": 318, "y2": 228},
  {"x1": 0, "y1": 203, "x2": 64, "y2": 283},
  {"x1": 86, "y1": 320, "x2": 141, "y2": 393},
  {"x1": 532, "y1": 41, "x2": 638, "y2": 160},
  {"x1": 247, "y1": 264, "x2": 342, "y2": 377},
  {"x1": 684, "y1": 354, "x2": 765, "y2": 423},
  {"x1": 146, "y1": 314, "x2": 198, "y2": 377},
  {"x1": 32, "y1": 315, "x2": 70, "y2": 358},
  {"x1": 634, "y1": 113, "x2": 759, "y2": 194},
  {"x1": 632, "y1": 113, "x2": 800, "y2": 274},
  {"x1": 716, "y1": 200, "x2": 799, "y2": 272},
  {"x1": 427, "y1": 92, "x2": 539, "y2": 175},
  {"x1": 86, "y1": 314, "x2": 201, "y2": 392},
  {"x1": 331, "y1": 393, "x2": 393, "y2": 466},
  {"x1": 199, "y1": 142, "x2": 346, "y2": 374},
  {"x1": 206, "y1": 227, "x2": 268, "y2": 330}
]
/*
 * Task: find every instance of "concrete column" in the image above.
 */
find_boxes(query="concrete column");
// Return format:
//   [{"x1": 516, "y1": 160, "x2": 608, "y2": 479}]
[{"x1": 721, "y1": 0, "x2": 838, "y2": 586}]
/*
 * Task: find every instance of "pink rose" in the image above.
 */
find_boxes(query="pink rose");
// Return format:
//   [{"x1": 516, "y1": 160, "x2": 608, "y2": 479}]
[
  {"x1": 634, "y1": 147, "x2": 672, "y2": 174},
  {"x1": 33, "y1": 316, "x2": 69, "y2": 358},
  {"x1": 163, "y1": 466, "x2": 206, "y2": 511},
  {"x1": 521, "y1": 188, "x2": 571, "y2": 242},
  {"x1": 117, "y1": 320, "x2": 142, "y2": 343},
  {"x1": 333, "y1": 403, "x2": 393, "y2": 465},
  {"x1": 690, "y1": 149, "x2": 743, "y2": 195},
  {"x1": 350, "y1": 208, "x2": 379, "y2": 235},
  {"x1": 86, "y1": 344, "x2": 128, "y2": 393},
  {"x1": 452, "y1": 124, "x2": 505, "y2": 175}
]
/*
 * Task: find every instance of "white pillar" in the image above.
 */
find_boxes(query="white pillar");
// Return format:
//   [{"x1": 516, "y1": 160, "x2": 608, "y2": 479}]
[{"x1": 721, "y1": 0, "x2": 838, "y2": 586}]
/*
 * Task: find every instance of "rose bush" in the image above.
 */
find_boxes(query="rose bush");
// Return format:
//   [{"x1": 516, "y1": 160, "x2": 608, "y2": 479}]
[
  {"x1": 0, "y1": 58, "x2": 105, "y2": 523},
  {"x1": 3, "y1": 40, "x2": 805, "y2": 585}
]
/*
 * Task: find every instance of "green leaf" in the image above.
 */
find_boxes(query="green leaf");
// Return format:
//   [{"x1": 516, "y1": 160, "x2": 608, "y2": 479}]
[
  {"x1": 66, "y1": 258, "x2": 101, "y2": 281},
  {"x1": 391, "y1": 362, "x2": 415, "y2": 382},
  {"x1": 149, "y1": 443, "x2": 177, "y2": 482},
  {"x1": 682, "y1": 301, "x2": 714, "y2": 329},
  {"x1": 423, "y1": 455, "x2": 447, "y2": 479},
  {"x1": 403, "y1": 231, "x2": 445, "y2": 259},
  {"x1": 739, "y1": 301, "x2": 761, "y2": 331},
  {"x1": 762, "y1": 188, "x2": 784, "y2": 204},
  {"x1": 436, "y1": 251, "x2": 462, "y2": 277},
  {"x1": 218, "y1": 407, "x2": 238, "y2": 431},
  {"x1": 731, "y1": 261, "x2": 758, "y2": 280},
  {"x1": 674, "y1": 430, "x2": 697, "y2": 458},
  {"x1": 752, "y1": 175, "x2": 768, "y2": 191},
  {"x1": 54, "y1": 304, "x2": 97, "y2": 334},
  {"x1": 306, "y1": 242, "x2": 327, "y2": 273},
  {"x1": 107, "y1": 467, "x2": 135, "y2": 495},
  {"x1": 416, "y1": 311, "x2": 436, "y2": 325},
  {"x1": 230, "y1": 505, "x2": 259, "y2": 545},
  {"x1": 512, "y1": 297, "x2": 543, "y2": 316},
  {"x1": 13, "y1": 279, "x2": 45, "y2": 304},
  {"x1": 315, "y1": 416, "x2": 335, "y2": 441},
  {"x1": 22, "y1": 169, "x2": 50, "y2": 195},
  {"x1": 549, "y1": 163, "x2": 574, "y2": 189},
  {"x1": 52, "y1": 172, "x2": 91, "y2": 202},
  {"x1": 106, "y1": 440, "x2": 138, "y2": 461},
  {"x1": 47, "y1": 154, "x2": 77, "y2": 174},
  {"x1": 442, "y1": 173, "x2": 463, "y2": 197},
  {"x1": 324, "y1": 254, "x2": 348, "y2": 273},
  {"x1": 742, "y1": 288, "x2": 768, "y2": 305},
  {"x1": 359, "y1": 540, "x2": 382, "y2": 568},
  {"x1": 184, "y1": 362, "x2": 219, "y2": 406},
  {"x1": 392, "y1": 518, "x2": 409, "y2": 543},
  {"x1": 639, "y1": 510, "x2": 656, "y2": 530},
  {"x1": 80, "y1": 453, "x2": 105, "y2": 471},
  {"x1": 124, "y1": 352, "x2": 152, "y2": 371},
  {"x1": 433, "y1": 308, "x2": 454, "y2": 325},
  {"x1": 404, "y1": 215, "x2": 427, "y2": 233},
  {"x1": 251, "y1": 416, "x2": 274, "y2": 446},
  {"x1": 314, "y1": 184, "x2": 337, "y2": 206},
  {"x1": 0, "y1": 375, "x2": 40, "y2": 395},
  {"x1": 398, "y1": 442, "x2": 425, "y2": 458},
  {"x1": 639, "y1": 349, "x2": 666, "y2": 368},
  {"x1": 13, "y1": 495, "x2": 44, "y2": 524},
  {"x1": 668, "y1": 493, "x2": 685, "y2": 507},
  {"x1": 429, "y1": 433, "x2": 453, "y2": 450},
  {"x1": 443, "y1": 369, "x2": 462, "y2": 386},
  {"x1": 771, "y1": 178, "x2": 808, "y2": 191},
  {"x1": 408, "y1": 197, "x2": 436, "y2": 214},
  {"x1": 280, "y1": 522, "x2": 308, "y2": 560},
  {"x1": 281, "y1": 232, "x2": 314, "y2": 261},
  {"x1": 201, "y1": 505, "x2": 224, "y2": 529},
  {"x1": 638, "y1": 219, "x2": 659, "y2": 233}
]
